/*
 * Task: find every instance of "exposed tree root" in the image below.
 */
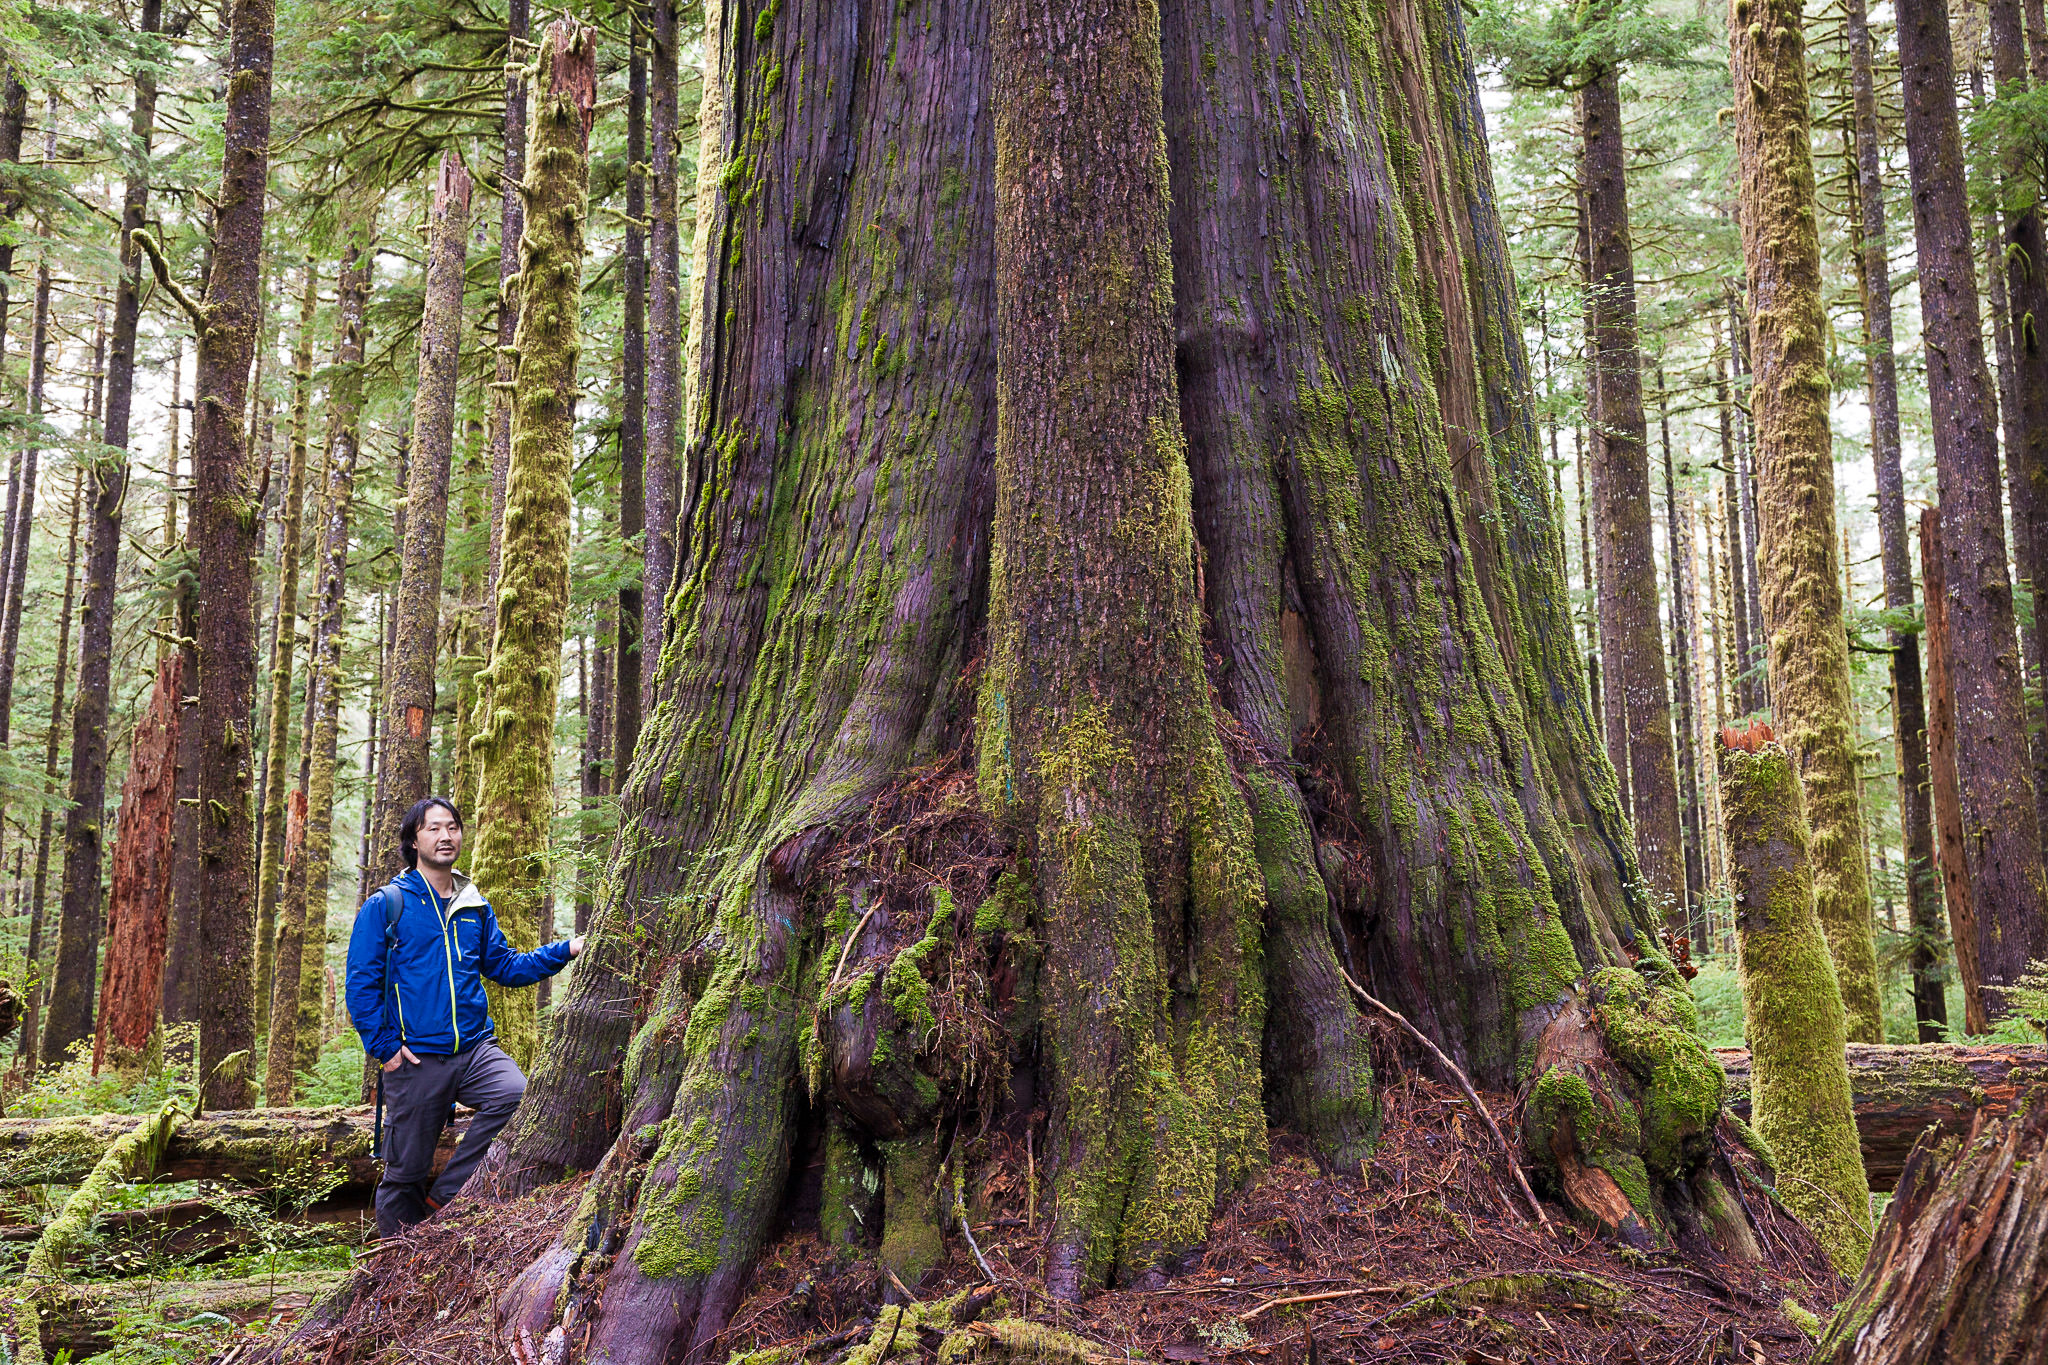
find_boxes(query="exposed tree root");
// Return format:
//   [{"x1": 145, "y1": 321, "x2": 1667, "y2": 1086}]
[{"x1": 258, "y1": 1072, "x2": 1844, "y2": 1365}]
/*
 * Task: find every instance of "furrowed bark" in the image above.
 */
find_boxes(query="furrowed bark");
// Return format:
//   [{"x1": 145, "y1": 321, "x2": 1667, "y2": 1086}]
[
  {"x1": 493, "y1": 2, "x2": 997, "y2": 1354},
  {"x1": 1848, "y1": 0, "x2": 1944, "y2": 1041},
  {"x1": 1988, "y1": 0, "x2": 2048, "y2": 785},
  {"x1": 162, "y1": 346, "x2": 203, "y2": 1030},
  {"x1": 1718, "y1": 732, "x2": 1871, "y2": 1276},
  {"x1": 469, "y1": 23, "x2": 594, "y2": 1072},
  {"x1": 180, "y1": 0, "x2": 276, "y2": 1108},
  {"x1": 1579, "y1": 65, "x2": 1684, "y2": 919},
  {"x1": 372, "y1": 154, "x2": 472, "y2": 878},
  {"x1": 986, "y1": 0, "x2": 1267, "y2": 1294},
  {"x1": 255, "y1": 262, "x2": 319, "y2": 1020},
  {"x1": 1895, "y1": 0, "x2": 2048, "y2": 1019},
  {"x1": 92, "y1": 655, "x2": 181, "y2": 1070},
  {"x1": 1660, "y1": 384, "x2": 1706, "y2": 931},
  {"x1": 1815, "y1": 1099, "x2": 2048, "y2": 1362},
  {"x1": 616, "y1": 7, "x2": 646, "y2": 780},
  {"x1": 1717, "y1": 1042, "x2": 2048, "y2": 1191},
  {"x1": 1730, "y1": 0, "x2": 1883, "y2": 1043},
  {"x1": 45, "y1": 0, "x2": 163, "y2": 1065},
  {"x1": 640, "y1": 0, "x2": 681, "y2": 715},
  {"x1": 1921, "y1": 508, "x2": 1983, "y2": 1031}
]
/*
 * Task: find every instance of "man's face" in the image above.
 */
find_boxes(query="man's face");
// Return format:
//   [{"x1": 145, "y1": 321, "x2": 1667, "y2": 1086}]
[{"x1": 417, "y1": 809, "x2": 464, "y2": 870}]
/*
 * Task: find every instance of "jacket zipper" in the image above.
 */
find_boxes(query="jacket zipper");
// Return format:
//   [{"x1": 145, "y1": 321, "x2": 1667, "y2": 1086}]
[{"x1": 426, "y1": 879, "x2": 462, "y2": 1052}]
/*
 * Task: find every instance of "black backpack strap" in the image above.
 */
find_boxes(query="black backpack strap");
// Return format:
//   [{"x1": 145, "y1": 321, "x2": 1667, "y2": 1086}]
[{"x1": 372, "y1": 880, "x2": 406, "y2": 1164}]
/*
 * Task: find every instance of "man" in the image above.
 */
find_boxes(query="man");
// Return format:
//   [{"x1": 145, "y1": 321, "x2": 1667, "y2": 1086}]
[{"x1": 345, "y1": 796, "x2": 584, "y2": 1236}]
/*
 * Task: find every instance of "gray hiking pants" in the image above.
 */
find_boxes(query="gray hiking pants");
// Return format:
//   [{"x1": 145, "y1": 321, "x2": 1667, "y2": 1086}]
[{"x1": 375, "y1": 1038, "x2": 525, "y2": 1237}]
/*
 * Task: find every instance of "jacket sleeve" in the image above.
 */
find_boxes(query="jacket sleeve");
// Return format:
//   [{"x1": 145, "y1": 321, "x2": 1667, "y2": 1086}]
[
  {"x1": 476, "y1": 901, "x2": 575, "y2": 987},
  {"x1": 346, "y1": 899, "x2": 400, "y2": 1062}
]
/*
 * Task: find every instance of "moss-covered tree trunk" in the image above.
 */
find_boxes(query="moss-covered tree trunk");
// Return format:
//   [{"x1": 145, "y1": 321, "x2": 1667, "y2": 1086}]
[
  {"x1": 1896, "y1": 0, "x2": 2048, "y2": 1017},
  {"x1": 370, "y1": 154, "x2": 471, "y2": 879},
  {"x1": 263, "y1": 237, "x2": 369, "y2": 1104},
  {"x1": 255, "y1": 263, "x2": 319, "y2": 1021},
  {"x1": 485, "y1": 1, "x2": 1735, "y2": 1357},
  {"x1": 1717, "y1": 729, "x2": 1870, "y2": 1275},
  {"x1": 640, "y1": 0, "x2": 682, "y2": 713},
  {"x1": 468, "y1": 22, "x2": 596, "y2": 1071},
  {"x1": 486, "y1": 0, "x2": 530, "y2": 612},
  {"x1": 1729, "y1": 0, "x2": 1882, "y2": 1043}
]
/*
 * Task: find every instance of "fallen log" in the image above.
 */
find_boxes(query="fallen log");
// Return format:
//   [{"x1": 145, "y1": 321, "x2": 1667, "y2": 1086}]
[
  {"x1": 0, "y1": 1105, "x2": 467, "y2": 1191},
  {"x1": 1815, "y1": 1095, "x2": 2048, "y2": 1362},
  {"x1": 33, "y1": 1269, "x2": 344, "y2": 1359},
  {"x1": 1716, "y1": 1043, "x2": 2048, "y2": 1191},
  {"x1": 1, "y1": 1191, "x2": 373, "y2": 1261}
]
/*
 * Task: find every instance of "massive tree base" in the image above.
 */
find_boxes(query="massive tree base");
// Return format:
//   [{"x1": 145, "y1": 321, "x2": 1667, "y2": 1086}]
[{"x1": 266, "y1": 1076, "x2": 1844, "y2": 1365}]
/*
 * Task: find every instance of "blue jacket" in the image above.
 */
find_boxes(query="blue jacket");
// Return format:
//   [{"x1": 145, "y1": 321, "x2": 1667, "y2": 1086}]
[{"x1": 345, "y1": 867, "x2": 574, "y2": 1061}]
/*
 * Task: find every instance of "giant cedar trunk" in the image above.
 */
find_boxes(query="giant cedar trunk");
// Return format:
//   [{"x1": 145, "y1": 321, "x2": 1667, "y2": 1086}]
[
  {"x1": 370, "y1": 154, "x2": 471, "y2": 877},
  {"x1": 615, "y1": 15, "x2": 647, "y2": 781},
  {"x1": 639, "y1": 0, "x2": 683, "y2": 713},
  {"x1": 93, "y1": 656, "x2": 182, "y2": 1070},
  {"x1": 1895, "y1": 0, "x2": 2048, "y2": 1016},
  {"x1": 488, "y1": 1, "x2": 1681, "y2": 1357},
  {"x1": 1848, "y1": 0, "x2": 1945, "y2": 1041},
  {"x1": 44, "y1": 0, "x2": 163, "y2": 1064},
  {"x1": 1730, "y1": 0, "x2": 1883, "y2": 1043}
]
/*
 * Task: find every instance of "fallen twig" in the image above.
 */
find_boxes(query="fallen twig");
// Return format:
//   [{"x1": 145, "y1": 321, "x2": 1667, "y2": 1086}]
[
  {"x1": 1338, "y1": 967, "x2": 1553, "y2": 1234},
  {"x1": 1237, "y1": 1287, "x2": 1376, "y2": 1321}
]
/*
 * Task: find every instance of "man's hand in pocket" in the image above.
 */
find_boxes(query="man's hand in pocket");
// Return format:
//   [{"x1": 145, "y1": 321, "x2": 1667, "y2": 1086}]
[{"x1": 382, "y1": 1046, "x2": 421, "y2": 1073}]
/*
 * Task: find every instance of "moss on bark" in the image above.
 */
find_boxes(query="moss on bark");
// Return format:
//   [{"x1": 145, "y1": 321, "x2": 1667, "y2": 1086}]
[
  {"x1": 468, "y1": 21, "x2": 597, "y2": 1068},
  {"x1": 1718, "y1": 736, "x2": 1871, "y2": 1274},
  {"x1": 1730, "y1": 0, "x2": 1884, "y2": 1043}
]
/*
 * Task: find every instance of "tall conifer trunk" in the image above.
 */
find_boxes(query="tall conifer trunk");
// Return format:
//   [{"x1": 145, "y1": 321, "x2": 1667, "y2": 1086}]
[
  {"x1": 640, "y1": 0, "x2": 682, "y2": 718},
  {"x1": 18, "y1": 470, "x2": 82, "y2": 1067},
  {"x1": 487, "y1": 0, "x2": 531, "y2": 611},
  {"x1": 468, "y1": 22, "x2": 596, "y2": 1071},
  {"x1": 265, "y1": 237, "x2": 370, "y2": 1103},
  {"x1": 371, "y1": 155, "x2": 472, "y2": 878},
  {"x1": 45, "y1": 0, "x2": 164, "y2": 1064},
  {"x1": 1849, "y1": 0, "x2": 1944, "y2": 1039},
  {"x1": 1579, "y1": 64, "x2": 1684, "y2": 917},
  {"x1": 255, "y1": 263, "x2": 319, "y2": 1020},
  {"x1": 616, "y1": 10, "x2": 647, "y2": 782},
  {"x1": 1730, "y1": 0, "x2": 1884, "y2": 1042},
  {"x1": 1895, "y1": 0, "x2": 2048, "y2": 1018}
]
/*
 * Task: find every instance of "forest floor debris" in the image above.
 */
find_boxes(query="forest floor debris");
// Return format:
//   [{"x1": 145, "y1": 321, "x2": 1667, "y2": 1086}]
[{"x1": 259, "y1": 1061, "x2": 1844, "y2": 1365}]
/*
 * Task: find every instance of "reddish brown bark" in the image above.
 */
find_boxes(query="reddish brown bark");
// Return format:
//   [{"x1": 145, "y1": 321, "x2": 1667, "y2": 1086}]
[
  {"x1": 93, "y1": 655, "x2": 182, "y2": 1069},
  {"x1": 371, "y1": 153, "x2": 472, "y2": 879},
  {"x1": 1580, "y1": 68, "x2": 1684, "y2": 917},
  {"x1": 1922, "y1": 508, "x2": 1983, "y2": 1033},
  {"x1": 1896, "y1": 0, "x2": 2048, "y2": 1020}
]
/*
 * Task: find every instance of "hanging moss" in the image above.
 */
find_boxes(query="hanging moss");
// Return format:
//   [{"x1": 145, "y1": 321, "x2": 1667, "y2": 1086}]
[{"x1": 468, "y1": 20, "x2": 598, "y2": 1068}]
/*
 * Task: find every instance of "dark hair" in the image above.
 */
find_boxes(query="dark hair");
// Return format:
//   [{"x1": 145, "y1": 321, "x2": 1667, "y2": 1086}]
[{"x1": 399, "y1": 797, "x2": 464, "y2": 869}]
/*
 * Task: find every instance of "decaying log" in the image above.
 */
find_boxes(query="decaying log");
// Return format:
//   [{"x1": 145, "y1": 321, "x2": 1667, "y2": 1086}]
[
  {"x1": 34, "y1": 1269, "x2": 344, "y2": 1358},
  {"x1": 0, "y1": 1190, "x2": 372, "y2": 1259},
  {"x1": 0, "y1": 1105, "x2": 466, "y2": 1190},
  {"x1": 1717, "y1": 1042, "x2": 2048, "y2": 1191},
  {"x1": 1815, "y1": 1091, "x2": 2048, "y2": 1362}
]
